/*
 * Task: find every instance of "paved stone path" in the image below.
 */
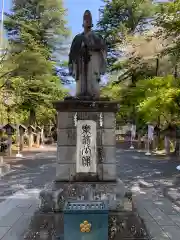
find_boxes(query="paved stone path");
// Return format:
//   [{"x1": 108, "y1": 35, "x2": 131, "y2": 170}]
[
  {"x1": 0, "y1": 146, "x2": 180, "y2": 239},
  {"x1": 117, "y1": 148, "x2": 180, "y2": 239},
  {"x1": 0, "y1": 148, "x2": 56, "y2": 239}
]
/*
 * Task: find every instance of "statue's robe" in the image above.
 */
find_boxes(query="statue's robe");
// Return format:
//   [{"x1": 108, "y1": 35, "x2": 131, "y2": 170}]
[{"x1": 68, "y1": 31, "x2": 107, "y2": 98}]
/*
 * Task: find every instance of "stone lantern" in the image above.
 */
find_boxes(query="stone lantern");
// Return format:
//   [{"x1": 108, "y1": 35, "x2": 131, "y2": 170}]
[
  {"x1": 27, "y1": 125, "x2": 36, "y2": 148},
  {"x1": 3, "y1": 123, "x2": 16, "y2": 156}
]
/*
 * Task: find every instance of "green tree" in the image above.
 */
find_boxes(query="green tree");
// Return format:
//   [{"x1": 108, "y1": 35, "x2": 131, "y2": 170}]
[
  {"x1": 156, "y1": 0, "x2": 180, "y2": 78},
  {"x1": 113, "y1": 30, "x2": 172, "y2": 84},
  {"x1": 100, "y1": 0, "x2": 180, "y2": 152},
  {"x1": 97, "y1": 0, "x2": 154, "y2": 64},
  {"x1": 102, "y1": 74, "x2": 180, "y2": 127},
  {"x1": 4, "y1": 0, "x2": 69, "y2": 125},
  {"x1": 6, "y1": 0, "x2": 69, "y2": 53}
]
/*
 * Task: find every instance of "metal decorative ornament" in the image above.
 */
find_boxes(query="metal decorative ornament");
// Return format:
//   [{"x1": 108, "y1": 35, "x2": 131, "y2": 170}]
[
  {"x1": 80, "y1": 220, "x2": 91, "y2": 232},
  {"x1": 74, "y1": 112, "x2": 78, "y2": 126},
  {"x1": 99, "y1": 112, "x2": 103, "y2": 127}
]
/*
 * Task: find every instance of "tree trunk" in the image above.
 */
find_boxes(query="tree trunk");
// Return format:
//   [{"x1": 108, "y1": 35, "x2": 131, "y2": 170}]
[
  {"x1": 156, "y1": 58, "x2": 161, "y2": 149},
  {"x1": 174, "y1": 140, "x2": 179, "y2": 155},
  {"x1": 155, "y1": 58, "x2": 159, "y2": 76},
  {"x1": 157, "y1": 116, "x2": 161, "y2": 149},
  {"x1": 29, "y1": 109, "x2": 36, "y2": 125},
  {"x1": 174, "y1": 63, "x2": 178, "y2": 79},
  {"x1": 131, "y1": 73, "x2": 136, "y2": 86},
  {"x1": 131, "y1": 74, "x2": 137, "y2": 125}
]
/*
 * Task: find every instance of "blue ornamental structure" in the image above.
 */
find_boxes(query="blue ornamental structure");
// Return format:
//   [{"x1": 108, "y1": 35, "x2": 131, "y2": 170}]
[{"x1": 64, "y1": 200, "x2": 109, "y2": 240}]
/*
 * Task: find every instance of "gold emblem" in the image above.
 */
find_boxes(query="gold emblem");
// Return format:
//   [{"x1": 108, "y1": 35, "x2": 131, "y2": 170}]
[{"x1": 80, "y1": 220, "x2": 91, "y2": 232}]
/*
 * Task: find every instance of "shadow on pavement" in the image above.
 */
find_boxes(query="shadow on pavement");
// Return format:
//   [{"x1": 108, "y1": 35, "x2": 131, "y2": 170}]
[{"x1": 0, "y1": 154, "x2": 56, "y2": 200}]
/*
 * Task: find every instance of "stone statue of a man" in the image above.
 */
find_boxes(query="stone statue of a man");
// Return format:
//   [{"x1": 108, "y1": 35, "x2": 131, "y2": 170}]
[{"x1": 68, "y1": 10, "x2": 107, "y2": 98}]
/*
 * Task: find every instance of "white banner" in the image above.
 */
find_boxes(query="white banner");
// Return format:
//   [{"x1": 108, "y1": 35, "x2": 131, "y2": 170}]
[
  {"x1": 41, "y1": 128, "x2": 44, "y2": 145},
  {"x1": 131, "y1": 124, "x2": 136, "y2": 138},
  {"x1": 148, "y1": 125, "x2": 154, "y2": 141}
]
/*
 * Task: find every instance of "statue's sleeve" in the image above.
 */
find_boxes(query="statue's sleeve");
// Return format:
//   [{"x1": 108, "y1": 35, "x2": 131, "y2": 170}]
[
  {"x1": 68, "y1": 36, "x2": 78, "y2": 64},
  {"x1": 68, "y1": 35, "x2": 79, "y2": 76}
]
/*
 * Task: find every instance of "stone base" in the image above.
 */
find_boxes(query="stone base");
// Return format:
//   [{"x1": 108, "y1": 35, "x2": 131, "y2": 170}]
[
  {"x1": 23, "y1": 209, "x2": 149, "y2": 239},
  {"x1": 39, "y1": 179, "x2": 132, "y2": 213},
  {"x1": 73, "y1": 172, "x2": 99, "y2": 182},
  {"x1": 0, "y1": 163, "x2": 10, "y2": 176},
  {"x1": 55, "y1": 98, "x2": 119, "y2": 182},
  {"x1": 56, "y1": 160, "x2": 117, "y2": 182}
]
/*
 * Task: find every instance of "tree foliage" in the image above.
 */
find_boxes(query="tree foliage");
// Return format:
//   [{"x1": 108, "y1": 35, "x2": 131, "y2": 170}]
[
  {"x1": 156, "y1": 0, "x2": 180, "y2": 57},
  {"x1": 1, "y1": 0, "x2": 69, "y2": 126},
  {"x1": 99, "y1": 0, "x2": 180, "y2": 138},
  {"x1": 97, "y1": 0, "x2": 155, "y2": 66}
]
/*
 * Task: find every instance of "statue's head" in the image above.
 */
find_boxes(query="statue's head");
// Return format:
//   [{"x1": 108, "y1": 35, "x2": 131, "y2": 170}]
[{"x1": 83, "y1": 10, "x2": 93, "y2": 29}]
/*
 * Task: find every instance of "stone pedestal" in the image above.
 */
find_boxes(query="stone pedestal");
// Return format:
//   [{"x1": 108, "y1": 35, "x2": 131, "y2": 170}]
[
  {"x1": 54, "y1": 99, "x2": 118, "y2": 182},
  {"x1": 39, "y1": 98, "x2": 131, "y2": 213},
  {"x1": 39, "y1": 180, "x2": 128, "y2": 212}
]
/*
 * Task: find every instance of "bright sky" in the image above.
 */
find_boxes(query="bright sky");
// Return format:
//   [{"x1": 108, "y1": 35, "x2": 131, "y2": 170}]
[
  {"x1": 2, "y1": 0, "x2": 102, "y2": 37},
  {"x1": 65, "y1": 0, "x2": 102, "y2": 37},
  {"x1": 1, "y1": 0, "x2": 11, "y2": 14}
]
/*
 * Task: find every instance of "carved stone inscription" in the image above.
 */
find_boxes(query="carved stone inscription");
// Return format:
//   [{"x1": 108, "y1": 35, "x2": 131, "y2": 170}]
[{"x1": 76, "y1": 120, "x2": 96, "y2": 173}]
